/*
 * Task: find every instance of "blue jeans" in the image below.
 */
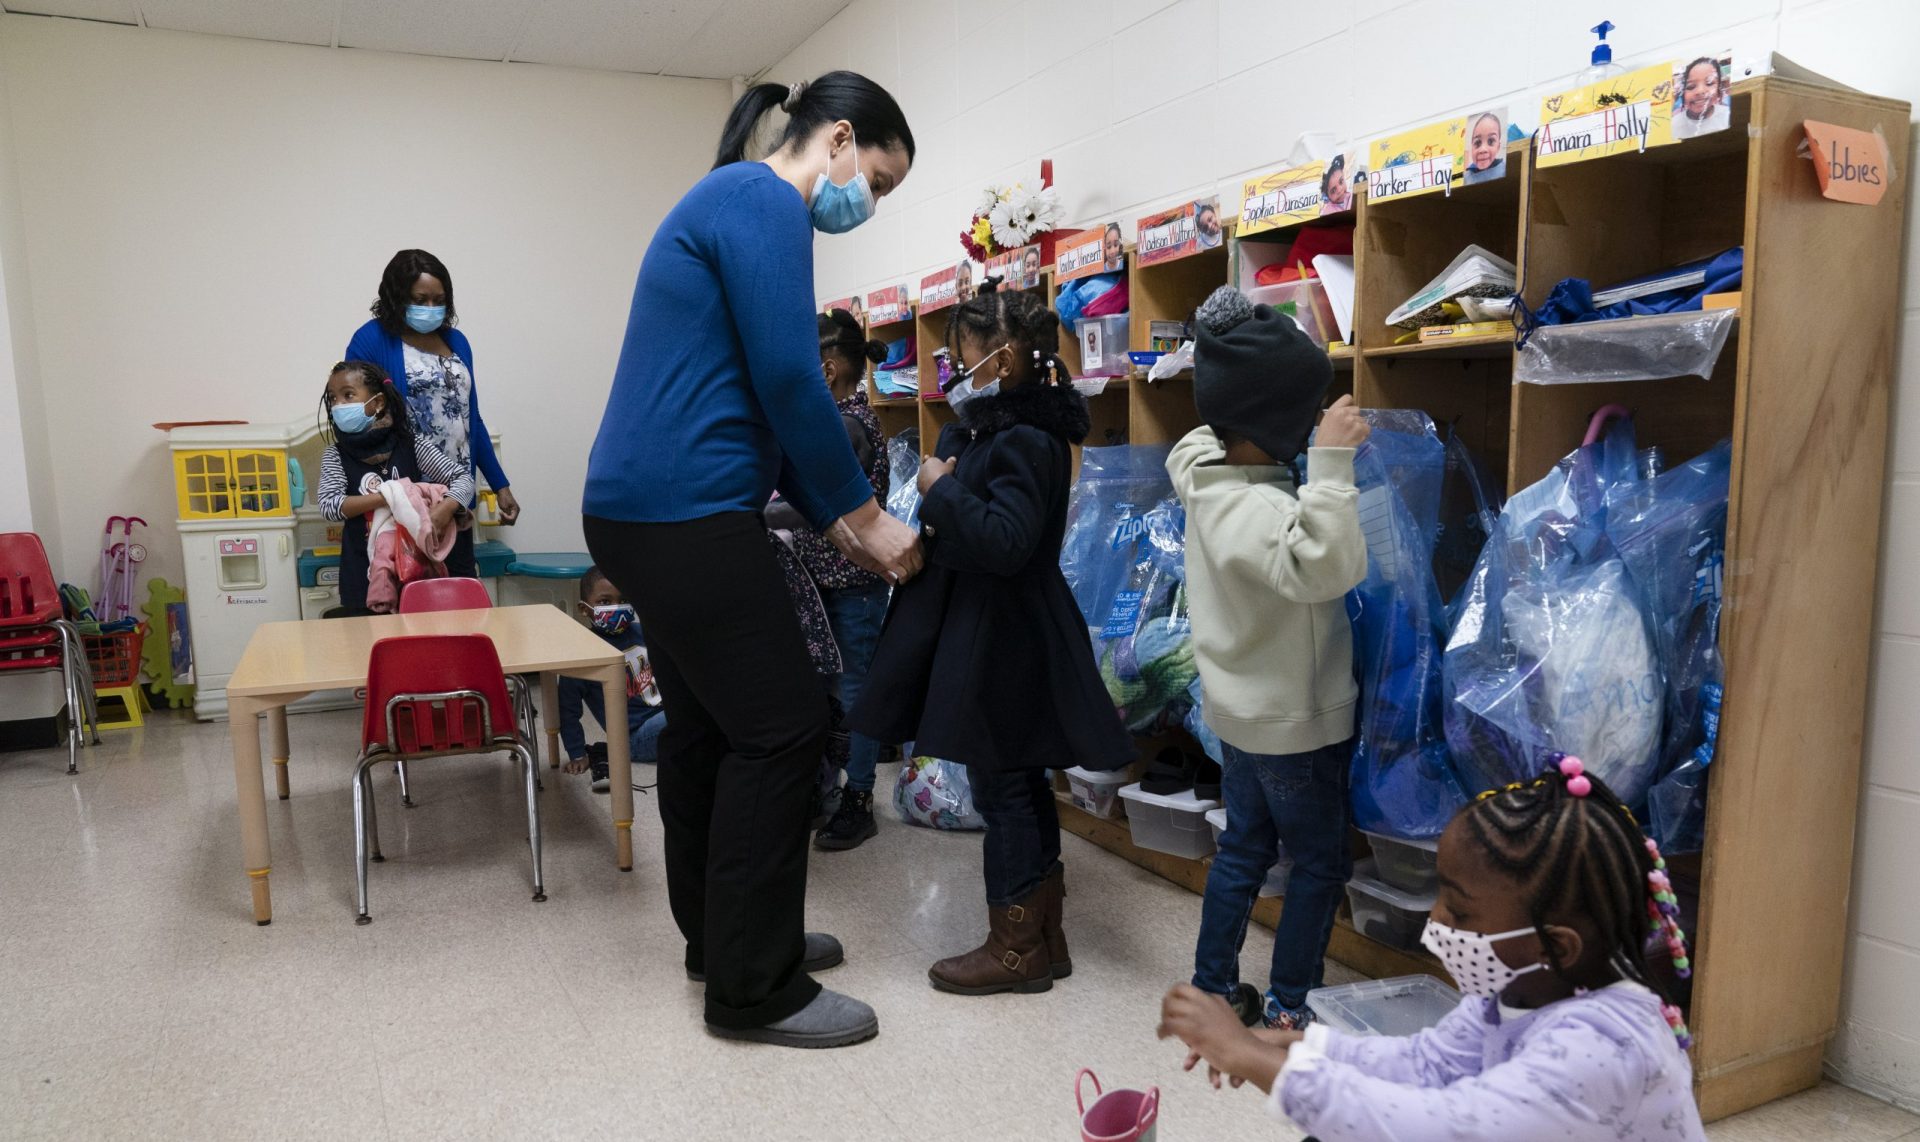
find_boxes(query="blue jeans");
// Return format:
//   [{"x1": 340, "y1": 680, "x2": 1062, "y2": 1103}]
[
  {"x1": 967, "y1": 766, "x2": 1061, "y2": 905},
  {"x1": 821, "y1": 582, "x2": 889, "y2": 792},
  {"x1": 1193, "y1": 739, "x2": 1353, "y2": 1011},
  {"x1": 559, "y1": 674, "x2": 667, "y2": 763}
]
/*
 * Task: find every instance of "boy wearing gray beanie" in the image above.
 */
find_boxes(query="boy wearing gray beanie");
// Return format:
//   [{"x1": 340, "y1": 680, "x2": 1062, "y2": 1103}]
[{"x1": 1169, "y1": 284, "x2": 1370, "y2": 1030}]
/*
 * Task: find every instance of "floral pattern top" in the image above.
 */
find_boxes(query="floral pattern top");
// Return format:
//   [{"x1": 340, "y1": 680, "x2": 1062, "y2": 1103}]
[
  {"x1": 789, "y1": 392, "x2": 889, "y2": 591},
  {"x1": 769, "y1": 531, "x2": 842, "y2": 676},
  {"x1": 401, "y1": 341, "x2": 475, "y2": 502}
]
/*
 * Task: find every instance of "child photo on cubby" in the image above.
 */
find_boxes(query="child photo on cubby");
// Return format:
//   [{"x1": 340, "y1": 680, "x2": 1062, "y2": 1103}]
[{"x1": 1464, "y1": 109, "x2": 1508, "y2": 185}]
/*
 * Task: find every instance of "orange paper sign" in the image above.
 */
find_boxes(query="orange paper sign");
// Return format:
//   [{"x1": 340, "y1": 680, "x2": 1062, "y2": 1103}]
[{"x1": 1805, "y1": 121, "x2": 1891, "y2": 205}]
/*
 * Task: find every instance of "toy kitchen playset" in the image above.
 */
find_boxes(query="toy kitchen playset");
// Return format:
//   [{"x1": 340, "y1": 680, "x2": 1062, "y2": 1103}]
[{"x1": 162, "y1": 418, "x2": 515, "y2": 721}]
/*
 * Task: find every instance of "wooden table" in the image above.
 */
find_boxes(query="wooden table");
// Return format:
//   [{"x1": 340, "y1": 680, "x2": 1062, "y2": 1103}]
[{"x1": 225, "y1": 605, "x2": 633, "y2": 924}]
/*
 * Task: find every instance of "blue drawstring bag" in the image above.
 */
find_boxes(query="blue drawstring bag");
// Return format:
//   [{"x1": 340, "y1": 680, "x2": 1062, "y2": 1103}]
[
  {"x1": 1606, "y1": 441, "x2": 1732, "y2": 851},
  {"x1": 1346, "y1": 411, "x2": 1469, "y2": 839},
  {"x1": 1443, "y1": 409, "x2": 1665, "y2": 806}
]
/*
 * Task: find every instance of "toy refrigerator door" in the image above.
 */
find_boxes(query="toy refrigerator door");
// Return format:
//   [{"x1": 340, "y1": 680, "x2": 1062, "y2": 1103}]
[{"x1": 179, "y1": 517, "x2": 300, "y2": 721}]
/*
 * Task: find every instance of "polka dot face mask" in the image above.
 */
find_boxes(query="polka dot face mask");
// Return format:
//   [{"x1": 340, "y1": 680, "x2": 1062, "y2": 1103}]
[{"x1": 1420, "y1": 919, "x2": 1547, "y2": 998}]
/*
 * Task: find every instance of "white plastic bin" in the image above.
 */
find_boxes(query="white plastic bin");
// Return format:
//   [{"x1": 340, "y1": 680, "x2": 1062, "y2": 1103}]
[
  {"x1": 1308, "y1": 974, "x2": 1461, "y2": 1036},
  {"x1": 1204, "y1": 808, "x2": 1291, "y2": 897},
  {"x1": 1119, "y1": 783, "x2": 1218, "y2": 859},
  {"x1": 1361, "y1": 831, "x2": 1440, "y2": 894},
  {"x1": 1066, "y1": 766, "x2": 1130, "y2": 820},
  {"x1": 1345, "y1": 859, "x2": 1436, "y2": 951}
]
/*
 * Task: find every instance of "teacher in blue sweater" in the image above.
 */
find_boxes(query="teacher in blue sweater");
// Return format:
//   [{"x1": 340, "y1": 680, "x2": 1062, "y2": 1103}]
[
  {"x1": 345, "y1": 248, "x2": 519, "y2": 581},
  {"x1": 583, "y1": 71, "x2": 920, "y2": 1050}
]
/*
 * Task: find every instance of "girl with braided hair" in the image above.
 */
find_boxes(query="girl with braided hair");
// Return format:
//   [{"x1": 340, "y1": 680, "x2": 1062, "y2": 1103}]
[
  {"x1": 852, "y1": 279, "x2": 1133, "y2": 997},
  {"x1": 1159, "y1": 755, "x2": 1706, "y2": 1141}
]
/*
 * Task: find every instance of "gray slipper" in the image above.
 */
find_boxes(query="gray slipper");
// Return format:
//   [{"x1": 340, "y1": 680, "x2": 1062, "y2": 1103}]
[
  {"x1": 687, "y1": 932, "x2": 844, "y2": 983},
  {"x1": 706, "y1": 987, "x2": 878, "y2": 1049}
]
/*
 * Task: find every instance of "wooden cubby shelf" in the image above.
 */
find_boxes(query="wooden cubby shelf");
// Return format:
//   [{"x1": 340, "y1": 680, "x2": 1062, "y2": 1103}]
[{"x1": 847, "y1": 75, "x2": 1908, "y2": 1121}]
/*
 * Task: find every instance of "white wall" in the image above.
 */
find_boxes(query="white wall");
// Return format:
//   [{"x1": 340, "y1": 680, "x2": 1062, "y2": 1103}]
[
  {"x1": 767, "y1": 0, "x2": 1920, "y2": 1111},
  {"x1": 0, "y1": 14, "x2": 729, "y2": 592},
  {"x1": 0, "y1": 30, "x2": 49, "y2": 541}
]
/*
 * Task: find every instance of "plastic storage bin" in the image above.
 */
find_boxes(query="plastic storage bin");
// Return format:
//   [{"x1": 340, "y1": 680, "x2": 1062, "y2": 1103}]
[
  {"x1": 1361, "y1": 832, "x2": 1440, "y2": 894},
  {"x1": 1345, "y1": 859, "x2": 1436, "y2": 951},
  {"x1": 1308, "y1": 974, "x2": 1462, "y2": 1036},
  {"x1": 1118, "y1": 783, "x2": 1218, "y2": 860},
  {"x1": 1074, "y1": 314, "x2": 1131, "y2": 378},
  {"x1": 1205, "y1": 808, "x2": 1291, "y2": 897},
  {"x1": 1245, "y1": 278, "x2": 1334, "y2": 347},
  {"x1": 1065, "y1": 766, "x2": 1130, "y2": 819}
]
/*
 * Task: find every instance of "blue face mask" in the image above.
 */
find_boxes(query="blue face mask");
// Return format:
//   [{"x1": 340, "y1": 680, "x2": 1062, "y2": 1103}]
[
  {"x1": 331, "y1": 401, "x2": 376, "y2": 434},
  {"x1": 405, "y1": 304, "x2": 447, "y2": 334},
  {"x1": 809, "y1": 130, "x2": 876, "y2": 235}
]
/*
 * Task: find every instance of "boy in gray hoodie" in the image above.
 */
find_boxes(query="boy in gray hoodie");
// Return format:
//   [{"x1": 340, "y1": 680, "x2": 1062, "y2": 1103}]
[{"x1": 1168, "y1": 285, "x2": 1370, "y2": 1029}]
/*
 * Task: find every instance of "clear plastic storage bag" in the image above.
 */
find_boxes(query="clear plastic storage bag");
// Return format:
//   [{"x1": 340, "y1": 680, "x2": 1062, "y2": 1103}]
[
  {"x1": 1061, "y1": 445, "x2": 1176, "y2": 628},
  {"x1": 885, "y1": 429, "x2": 923, "y2": 529},
  {"x1": 1094, "y1": 496, "x2": 1197, "y2": 735},
  {"x1": 1346, "y1": 411, "x2": 1469, "y2": 839},
  {"x1": 1515, "y1": 309, "x2": 1736, "y2": 386},
  {"x1": 1606, "y1": 440, "x2": 1731, "y2": 851},
  {"x1": 1443, "y1": 409, "x2": 1664, "y2": 806},
  {"x1": 894, "y1": 755, "x2": 985, "y2": 831}
]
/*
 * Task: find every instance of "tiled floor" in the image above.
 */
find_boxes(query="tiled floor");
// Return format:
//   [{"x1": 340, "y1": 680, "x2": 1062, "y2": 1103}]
[{"x1": 2, "y1": 709, "x2": 1916, "y2": 1141}]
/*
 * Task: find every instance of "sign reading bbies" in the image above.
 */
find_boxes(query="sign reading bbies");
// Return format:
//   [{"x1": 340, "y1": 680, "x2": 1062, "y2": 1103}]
[{"x1": 1804, "y1": 120, "x2": 1892, "y2": 205}]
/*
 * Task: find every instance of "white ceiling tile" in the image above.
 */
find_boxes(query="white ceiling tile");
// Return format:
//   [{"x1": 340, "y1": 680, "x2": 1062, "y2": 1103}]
[
  {"x1": 0, "y1": 0, "x2": 137, "y2": 22},
  {"x1": 337, "y1": 0, "x2": 529, "y2": 62},
  {"x1": 511, "y1": 0, "x2": 720, "y2": 74},
  {"x1": 138, "y1": 0, "x2": 336, "y2": 45},
  {"x1": 662, "y1": 0, "x2": 848, "y2": 78}
]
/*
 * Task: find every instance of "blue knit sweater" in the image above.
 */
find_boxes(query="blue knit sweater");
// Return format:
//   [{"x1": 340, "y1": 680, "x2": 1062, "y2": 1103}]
[
  {"x1": 583, "y1": 162, "x2": 870, "y2": 529},
  {"x1": 343, "y1": 320, "x2": 510, "y2": 494}
]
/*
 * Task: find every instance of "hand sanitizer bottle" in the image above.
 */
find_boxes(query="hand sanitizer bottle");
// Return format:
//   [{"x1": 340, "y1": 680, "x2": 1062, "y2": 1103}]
[{"x1": 1581, "y1": 20, "x2": 1626, "y2": 84}]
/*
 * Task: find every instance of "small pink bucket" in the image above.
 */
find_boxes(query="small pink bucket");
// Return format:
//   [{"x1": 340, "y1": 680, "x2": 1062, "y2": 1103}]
[{"x1": 1076, "y1": 1069, "x2": 1159, "y2": 1142}]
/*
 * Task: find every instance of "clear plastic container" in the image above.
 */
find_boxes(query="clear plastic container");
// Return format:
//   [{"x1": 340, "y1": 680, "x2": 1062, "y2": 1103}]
[
  {"x1": 1515, "y1": 309, "x2": 1737, "y2": 385},
  {"x1": 1361, "y1": 831, "x2": 1440, "y2": 894},
  {"x1": 1118, "y1": 783, "x2": 1219, "y2": 860},
  {"x1": 1345, "y1": 859, "x2": 1436, "y2": 951},
  {"x1": 1065, "y1": 766, "x2": 1130, "y2": 820},
  {"x1": 1245, "y1": 278, "x2": 1334, "y2": 346},
  {"x1": 1074, "y1": 314, "x2": 1132, "y2": 378},
  {"x1": 1308, "y1": 974, "x2": 1462, "y2": 1036},
  {"x1": 1204, "y1": 808, "x2": 1291, "y2": 897}
]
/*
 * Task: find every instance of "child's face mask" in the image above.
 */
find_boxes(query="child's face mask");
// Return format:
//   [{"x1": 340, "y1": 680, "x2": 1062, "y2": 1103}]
[
  {"x1": 1420, "y1": 918, "x2": 1547, "y2": 998},
  {"x1": 944, "y1": 343, "x2": 1009, "y2": 411},
  {"x1": 587, "y1": 603, "x2": 635, "y2": 637},
  {"x1": 330, "y1": 395, "x2": 383, "y2": 435}
]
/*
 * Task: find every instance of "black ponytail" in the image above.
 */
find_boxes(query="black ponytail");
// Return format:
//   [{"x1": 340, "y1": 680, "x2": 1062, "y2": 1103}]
[
  {"x1": 713, "y1": 70, "x2": 915, "y2": 171},
  {"x1": 819, "y1": 308, "x2": 887, "y2": 379}
]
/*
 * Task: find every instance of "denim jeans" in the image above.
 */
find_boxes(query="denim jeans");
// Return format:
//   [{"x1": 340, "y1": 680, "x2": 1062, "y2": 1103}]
[
  {"x1": 1192, "y1": 739, "x2": 1354, "y2": 1011},
  {"x1": 966, "y1": 766, "x2": 1061, "y2": 906},
  {"x1": 821, "y1": 582, "x2": 890, "y2": 792}
]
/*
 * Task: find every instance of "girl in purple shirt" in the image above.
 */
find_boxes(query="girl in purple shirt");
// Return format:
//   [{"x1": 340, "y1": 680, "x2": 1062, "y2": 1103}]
[{"x1": 1161, "y1": 758, "x2": 1706, "y2": 1141}]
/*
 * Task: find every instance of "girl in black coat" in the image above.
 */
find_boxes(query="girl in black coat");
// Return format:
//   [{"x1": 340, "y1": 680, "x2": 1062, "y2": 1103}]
[{"x1": 852, "y1": 285, "x2": 1133, "y2": 996}]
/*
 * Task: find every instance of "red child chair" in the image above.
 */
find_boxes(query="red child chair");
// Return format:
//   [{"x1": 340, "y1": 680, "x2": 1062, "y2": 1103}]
[
  {"x1": 0, "y1": 532, "x2": 99, "y2": 773},
  {"x1": 393, "y1": 577, "x2": 538, "y2": 804},
  {"x1": 352, "y1": 633, "x2": 544, "y2": 924}
]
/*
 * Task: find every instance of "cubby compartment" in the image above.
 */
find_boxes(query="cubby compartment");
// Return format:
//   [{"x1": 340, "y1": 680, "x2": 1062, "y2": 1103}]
[
  {"x1": 1507, "y1": 349, "x2": 1738, "y2": 489},
  {"x1": 1521, "y1": 96, "x2": 1751, "y2": 311},
  {"x1": 1129, "y1": 242, "x2": 1229, "y2": 373},
  {"x1": 1356, "y1": 356, "x2": 1512, "y2": 494},
  {"x1": 1356, "y1": 156, "x2": 1521, "y2": 353}
]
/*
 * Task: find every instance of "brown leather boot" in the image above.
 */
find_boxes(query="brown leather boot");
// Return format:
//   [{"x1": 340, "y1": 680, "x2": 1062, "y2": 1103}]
[
  {"x1": 928, "y1": 886, "x2": 1053, "y2": 995},
  {"x1": 1040, "y1": 862, "x2": 1071, "y2": 980}
]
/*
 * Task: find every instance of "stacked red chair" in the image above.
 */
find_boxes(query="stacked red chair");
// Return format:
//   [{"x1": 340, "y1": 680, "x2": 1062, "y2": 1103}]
[{"x1": 0, "y1": 533, "x2": 99, "y2": 773}]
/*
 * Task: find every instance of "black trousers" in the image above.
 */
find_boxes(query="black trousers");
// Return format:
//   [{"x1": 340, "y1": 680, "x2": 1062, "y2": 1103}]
[
  {"x1": 967, "y1": 766, "x2": 1061, "y2": 906},
  {"x1": 584, "y1": 512, "x2": 828, "y2": 1029}
]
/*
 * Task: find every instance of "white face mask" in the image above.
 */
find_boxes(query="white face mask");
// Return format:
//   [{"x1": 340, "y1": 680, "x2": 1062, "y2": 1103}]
[
  {"x1": 945, "y1": 343, "x2": 1008, "y2": 412},
  {"x1": 1420, "y1": 918, "x2": 1548, "y2": 998}
]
